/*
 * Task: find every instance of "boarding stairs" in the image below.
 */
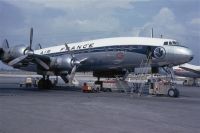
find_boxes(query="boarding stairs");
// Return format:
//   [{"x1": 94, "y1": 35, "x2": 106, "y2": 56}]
[
  {"x1": 132, "y1": 54, "x2": 152, "y2": 96},
  {"x1": 115, "y1": 71, "x2": 131, "y2": 93}
]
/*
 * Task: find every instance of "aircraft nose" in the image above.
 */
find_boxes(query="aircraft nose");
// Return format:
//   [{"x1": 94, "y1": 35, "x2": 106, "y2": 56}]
[{"x1": 177, "y1": 46, "x2": 193, "y2": 62}]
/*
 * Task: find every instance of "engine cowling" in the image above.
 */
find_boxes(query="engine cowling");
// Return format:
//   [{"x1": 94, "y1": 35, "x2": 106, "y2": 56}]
[
  {"x1": 49, "y1": 55, "x2": 74, "y2": 71},
  {"x1": 1, "y1": 45, "x2": 27, "y2": 63}
]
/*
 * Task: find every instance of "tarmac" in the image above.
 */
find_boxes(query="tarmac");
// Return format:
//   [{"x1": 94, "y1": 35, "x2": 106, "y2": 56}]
[{"x1": 0, "y1": 76, "x2": 200, "y2": 133}]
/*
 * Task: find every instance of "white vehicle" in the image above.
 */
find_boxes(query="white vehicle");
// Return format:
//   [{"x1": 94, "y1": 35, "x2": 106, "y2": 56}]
[{"x1": 19, "y1": 77, "x2": 37, "y2": 88}]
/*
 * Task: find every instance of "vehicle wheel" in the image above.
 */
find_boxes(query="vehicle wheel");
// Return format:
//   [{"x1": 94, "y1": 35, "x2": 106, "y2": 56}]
[
  {"x1": 168, "y1": 88, "x2": 179, "y2": 97},
  {"x1": 174, "y1": 88, "x2": 180, "y2": 97}
]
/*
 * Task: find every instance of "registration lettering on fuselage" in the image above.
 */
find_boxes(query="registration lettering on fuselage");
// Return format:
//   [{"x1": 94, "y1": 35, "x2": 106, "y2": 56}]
[
  {"x1": 40, "y1": 43, "x2": 94, "y2": 55},
  {"x1": 70, "y1": 43, "x2": 94, "y2": 50}
]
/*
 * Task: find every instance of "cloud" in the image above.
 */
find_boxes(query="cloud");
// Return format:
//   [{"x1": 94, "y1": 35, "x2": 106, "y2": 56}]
[
  {"x1": 134, "y1": 7, "x2": 186, "y2": 40},
  {"x1": 190, "y1": 18, "x2": 200, "y2": 25},
  {"x1": 130, "y1": 7, "x2": 199, "y2": 64},
  {"x1": 1, "y1": 0, "x2": 138, "y2": 43},
  {"x1": 6, "y1": 0, "x2": 137, "y2": 10}
]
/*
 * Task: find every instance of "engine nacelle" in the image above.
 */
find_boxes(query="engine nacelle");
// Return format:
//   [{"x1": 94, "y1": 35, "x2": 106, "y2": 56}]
[
  {"x1": 10, "y1": 45, "x2": 27, "y2": 58},
  {"x1": 49, "y1": 55, "x2": 74, "y2": 70},
  {"x1": 1, "y1": 45, "x2": 26, "y2": 62}
]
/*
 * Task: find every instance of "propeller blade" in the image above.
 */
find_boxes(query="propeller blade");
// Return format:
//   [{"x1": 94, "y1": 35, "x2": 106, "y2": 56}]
[
  {"x1": 0, "y1": 48, "x2": 3, "y2": 59},
  {"x1": 79, "y1": 58, "x2": 87, "y2": 63},
  {"x1": 2, "y1": 39, "x2": 9, "y2": 50},
  {"x1": 65, "y1": 43, "x2": 74, "y2": 58},
  {"x1": 30, "y1": 27, "x2": 33, "y2": 50},
  {"x1": 38, "y1": 43, "x2": 42, "y2": 49},
  {"x1": 68, "y1": 58, "x2": 87, "y2": 84},
  {"x1": 68, "y1": 65, "x2": 77, "y2": 85},
  {"x1": 34, "y1": 43, "x2": 42, "y2": 50},
  {"x1": 35, "y1": 58, "x2": 49, "y2": 70},
  {"x1": 8, "y1": 55, "x2": 28, "y2": 66},
  {"x1": 74, "y1": 57, "x2": 88, "y2": 65}
]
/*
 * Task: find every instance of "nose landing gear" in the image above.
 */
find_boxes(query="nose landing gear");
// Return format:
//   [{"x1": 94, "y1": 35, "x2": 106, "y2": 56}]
[{"x1": 38, "y1": 75, "x2": 53, "y2": 90}]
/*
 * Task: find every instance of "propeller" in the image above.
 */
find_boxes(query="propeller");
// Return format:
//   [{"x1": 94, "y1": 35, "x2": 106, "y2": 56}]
[
  {"x1": 7, "y1": 28, "x2": 49, "y2": 70},
  {"x1": 8, "y1": 55, "x2": 28, "y2": 66},
  {"x1": 35, "y1": 43, "x2": 42, "y2": 50},
  {"x1": 35, "y1": 58, "x2": 49, "y2": 70},
  {"x1": 29, "y1": 27, "x2": 33, "y2": 51},
  {"x1": 2, "y1": 39, "x2": 9, "y2": 49},
  {"x1": 8, "y1": 28, "x2": 34, "y2": 66},
  {"x1": 0, "y1": 39, "x2": 9, "y2": 54},
  {"x1": 64, "y1": 43, "x2": 87, "y2": 84},
  {"x1": 0, "y1": 39, "x2": 10, "y2": 60},
  {"x1": 65, "y1": 43, "x2": 74, "y2": 58}
]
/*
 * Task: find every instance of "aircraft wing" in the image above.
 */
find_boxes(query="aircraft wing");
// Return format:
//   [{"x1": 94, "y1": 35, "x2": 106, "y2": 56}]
[
  {"x1": 179, "y1": 63, "x2": 200, "y2": 74},
  {"x1": 8, "y1": 53, "x2": 51, "y2": 70}
]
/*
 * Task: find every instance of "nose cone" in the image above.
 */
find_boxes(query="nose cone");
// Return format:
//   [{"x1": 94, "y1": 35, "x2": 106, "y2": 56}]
[{"x1": 177, "y1": 46, "x2": 193, "y2": 63}]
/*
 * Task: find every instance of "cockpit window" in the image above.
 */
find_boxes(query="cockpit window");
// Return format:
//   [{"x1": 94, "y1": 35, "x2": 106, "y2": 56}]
[
  {"x1": 163, "y1": 41, "x2": 181, "y2": 46},
  {"x1": 164, "y1": 42, "x2": 168, "y2": 45},
  {"x1": 172, "y1": 41, "x2": 180, "y2": 46}
]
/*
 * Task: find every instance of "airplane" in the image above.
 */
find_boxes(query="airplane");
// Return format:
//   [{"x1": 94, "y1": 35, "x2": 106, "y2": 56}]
[
  {"x1": 0, "y1": 28, "x2": 193, "y2": 94},
  {"x1": 174, "y1": 63, "x2": 200, "y2": 86}
]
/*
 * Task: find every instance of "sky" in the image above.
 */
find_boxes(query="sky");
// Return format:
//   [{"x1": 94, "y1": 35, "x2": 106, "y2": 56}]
[{"x1": 0, "y1": 0, "x2": 200, "y2": 69}]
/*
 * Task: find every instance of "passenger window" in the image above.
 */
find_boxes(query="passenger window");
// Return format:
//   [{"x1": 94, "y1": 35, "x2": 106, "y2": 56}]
[
  {"x1": 169, "y1": 42, "x2": 172, "y2": 45},
  {"x1": 172, "y1": 41, "x2": 176, "y2": 45},
  {"x1": 164, "y1": 42, "x2": 168, "y2": 45}
]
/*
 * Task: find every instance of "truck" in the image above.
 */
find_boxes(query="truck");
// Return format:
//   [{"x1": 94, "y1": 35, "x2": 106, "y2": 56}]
[{"x1": 82, "y1": 82, "x2": 100, "y2": 93}]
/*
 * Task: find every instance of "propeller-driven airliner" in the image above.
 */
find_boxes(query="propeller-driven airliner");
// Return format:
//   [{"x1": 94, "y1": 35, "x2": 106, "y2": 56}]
[{"x1": 0, "y1": 28, "x2": 193, "y2": 92}]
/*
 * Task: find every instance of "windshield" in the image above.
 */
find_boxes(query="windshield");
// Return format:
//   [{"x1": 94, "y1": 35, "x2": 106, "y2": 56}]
[{"x1": 163, "y1": 41, "x2": 180, "y2": 46}]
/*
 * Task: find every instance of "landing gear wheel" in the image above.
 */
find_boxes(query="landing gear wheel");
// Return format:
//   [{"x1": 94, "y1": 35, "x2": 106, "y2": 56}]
[
  {"x1": 38, "y1": 78, "x2": 45, "y2": 90},
  {"x1": 174, "y1": 88, "x2": 179, "y2": 97},
  {"x1": 46, "y1": 79, "x2": 53, "y2": 89},
  {"x1": 168, "y1": 88, "x2": 179, "y2": 97},
  {"x1": 38, "y1": 78, "x2": 53, "y2": 90}
]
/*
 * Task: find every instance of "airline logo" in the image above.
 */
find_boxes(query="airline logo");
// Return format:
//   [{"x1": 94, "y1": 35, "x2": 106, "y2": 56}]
[{"x1": 153, "y1": 47, "x2": 166, "y2": 59}]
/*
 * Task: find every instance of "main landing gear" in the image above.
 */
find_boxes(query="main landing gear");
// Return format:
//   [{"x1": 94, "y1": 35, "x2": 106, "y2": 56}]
[{"x1": 38, "y1": 75, "x2": 53, "y2": 90}]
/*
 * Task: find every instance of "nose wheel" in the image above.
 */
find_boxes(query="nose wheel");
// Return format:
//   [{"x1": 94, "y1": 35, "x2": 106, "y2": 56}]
[{"x1": 38, "y1": 76, "x2": 53, "y2": 90}]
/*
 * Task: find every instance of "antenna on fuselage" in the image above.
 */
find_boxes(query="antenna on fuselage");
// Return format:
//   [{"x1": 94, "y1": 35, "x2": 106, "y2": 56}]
[{"x1": 151, "y1": 28, "x2": 154, "y2": 38}]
